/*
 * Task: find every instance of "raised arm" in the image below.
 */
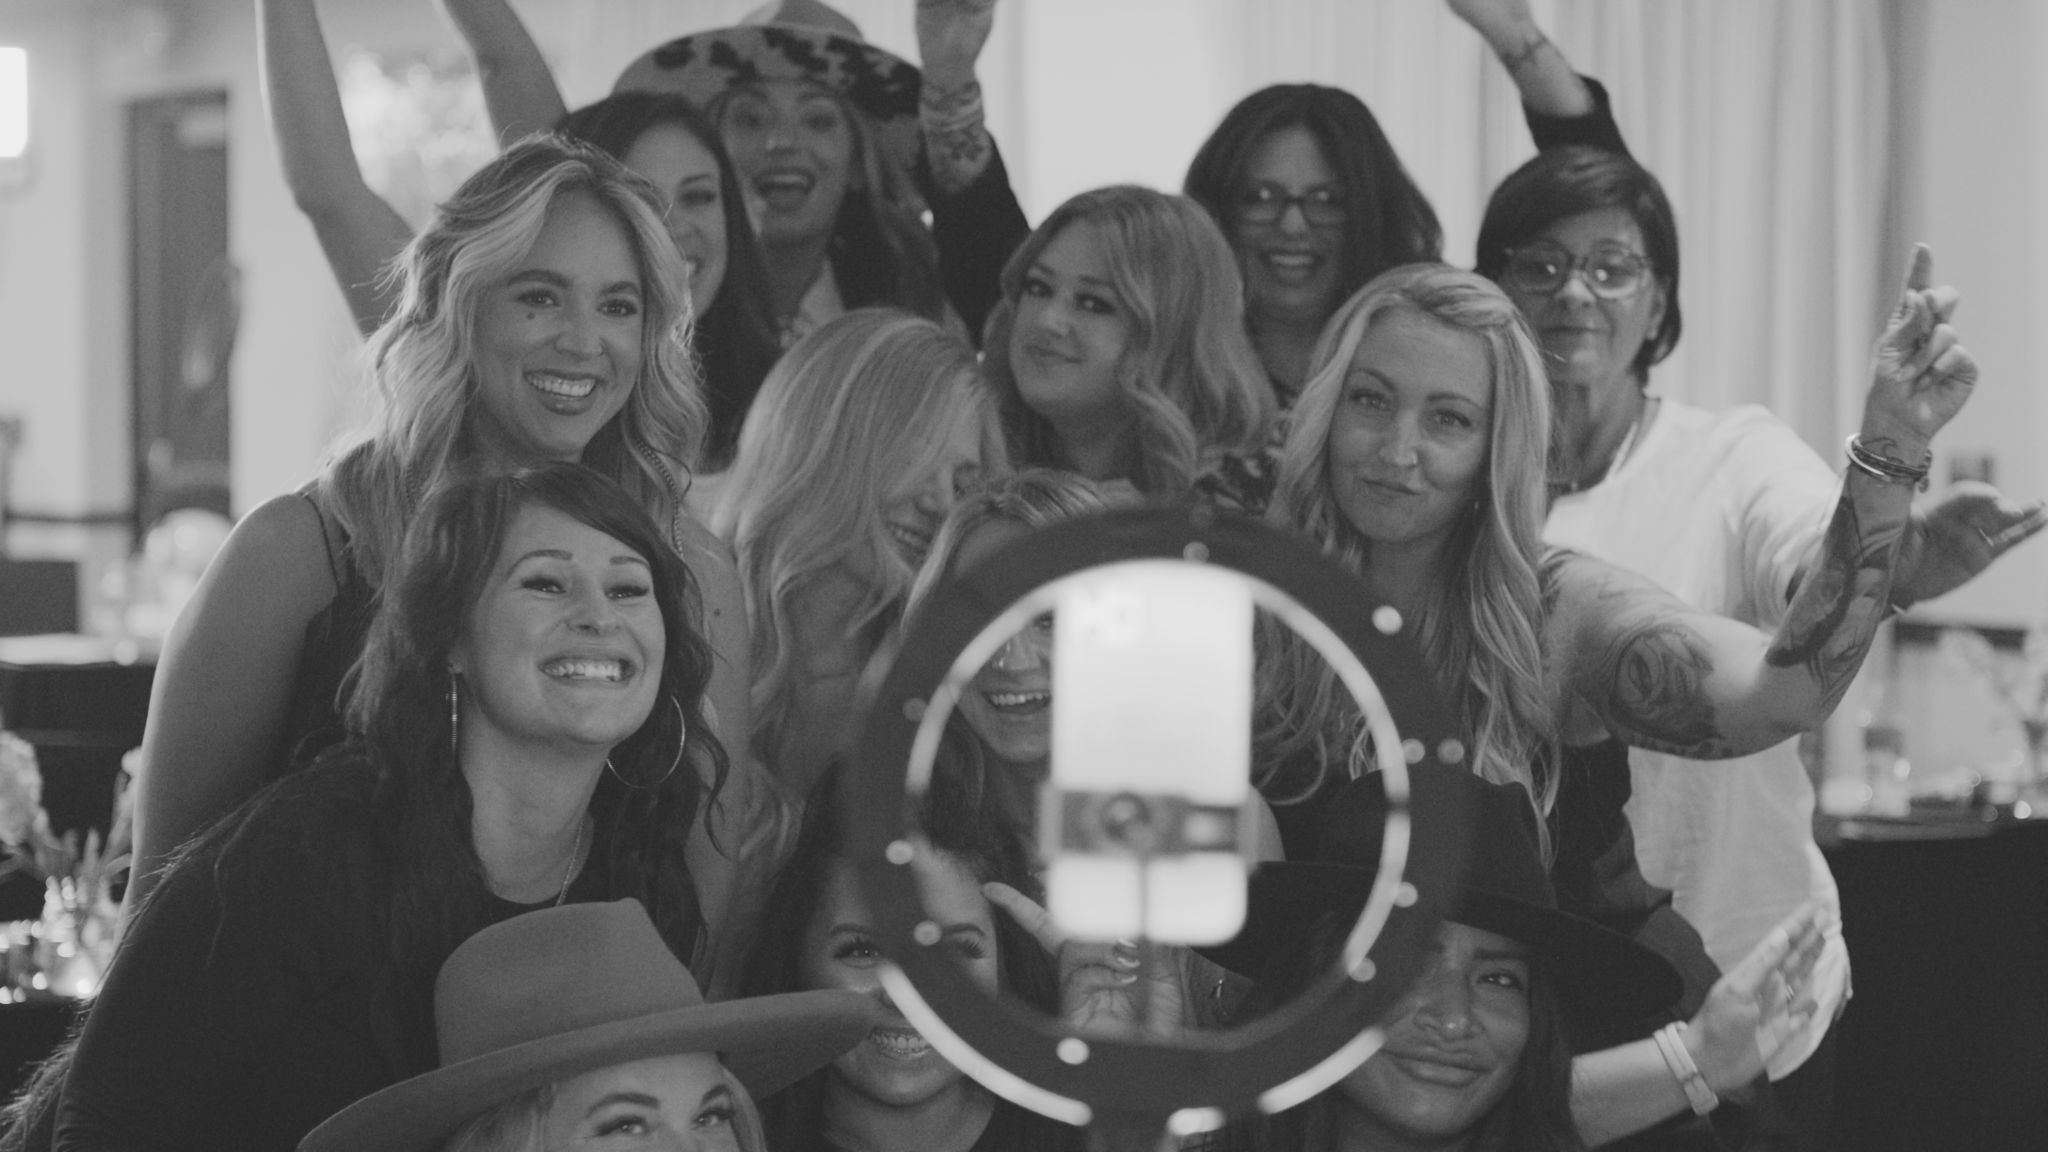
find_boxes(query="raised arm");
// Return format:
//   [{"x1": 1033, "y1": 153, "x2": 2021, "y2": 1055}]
[
  {"x1": 257, "y1": 0, "x2": 414, "y2": 334},
  {"x1": 436, "y1": 0, "x2": 569, "y2": 144},
  {"x1": 1548, "y1": 246, "x2": 1977, "y2": 757},
  {"x1": 916, "y1": 0, "x2": 1029, "y2": 344},
  {"x1": 124, "y1": 494, "x2": 338, "y2": 917},
  {"x1": 1448, "y1": 0, "x2": 1629, "y2": 156}
]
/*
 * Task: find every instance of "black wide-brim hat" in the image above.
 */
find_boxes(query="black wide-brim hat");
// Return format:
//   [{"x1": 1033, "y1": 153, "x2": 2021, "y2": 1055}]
[
  {"x1": 1205, "y1": 770, "x2": 1682, "y2": 1022},
  {"x1": 615, "y1": 0, "x2": 924, "y2": 178},
  {"x1": 300, "y1": 900, "x2": 875, "y2": 1152}
]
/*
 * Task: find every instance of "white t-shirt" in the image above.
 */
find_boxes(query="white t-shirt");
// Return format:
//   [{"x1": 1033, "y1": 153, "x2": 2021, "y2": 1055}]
[{"x1": 1545, "y1": 398, "x2": 1849, "y2": 1078}]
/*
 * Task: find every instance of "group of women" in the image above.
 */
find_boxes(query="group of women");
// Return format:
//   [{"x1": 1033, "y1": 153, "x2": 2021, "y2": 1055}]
[{"x1": 10, "y1": 0, "x2": 2039, "y2": 1150}]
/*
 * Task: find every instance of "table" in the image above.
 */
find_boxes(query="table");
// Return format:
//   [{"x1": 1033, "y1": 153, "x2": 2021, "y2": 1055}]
[
  {"x1": 0, "y1": 634, "x2": 156, "y2": 837},
  {"x1": 1823, "y1": 813, "x2": 2048, "y2": 1151}
]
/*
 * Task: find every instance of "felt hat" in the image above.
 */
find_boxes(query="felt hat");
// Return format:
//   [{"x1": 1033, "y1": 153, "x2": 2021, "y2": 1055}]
[
  {"x1": 615, "y1": 0, "x2": 924, "y2": 178},
  {"x1": 1205, "y1": 770, "x2": 1683, "y2": 1021},
  {"x1": 300, "y1": 899, "x2": 874, "y2": 1152}
]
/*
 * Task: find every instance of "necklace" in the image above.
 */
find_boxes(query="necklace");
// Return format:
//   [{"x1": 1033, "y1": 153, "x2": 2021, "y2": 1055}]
[{"x1": 555, "y1": 815, "x2": 587, "y2": 907}]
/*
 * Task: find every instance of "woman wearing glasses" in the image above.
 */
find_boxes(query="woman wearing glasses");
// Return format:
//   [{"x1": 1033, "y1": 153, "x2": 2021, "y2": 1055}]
[
  {"x1": 1183, "y1": 0, "x2": 1625, "y2": 403},
  {"x1": 1475, "y1": 145, "x2": 2048, "y2": 1144}
]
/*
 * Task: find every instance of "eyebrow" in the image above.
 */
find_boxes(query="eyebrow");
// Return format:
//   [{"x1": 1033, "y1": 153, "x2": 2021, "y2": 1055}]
[
  {"x1": 506, "y1": 268, "x2": 643, "y2": 298},
  {"x1": 510, "y1": 549, "x2": 651, "y2": 569},
  {"x1": 1027, "y1": 260, "x2": 1117, "y2": 291},
  {"x1": 1349, "y1": 366, "x2": 1490, "y2": 409}
]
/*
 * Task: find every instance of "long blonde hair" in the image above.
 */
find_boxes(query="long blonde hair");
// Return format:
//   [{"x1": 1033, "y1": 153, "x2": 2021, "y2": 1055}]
[
  {"x1": 319, "y1": 134, "x2": 707, "y2": 585},
  {"x1": 983, "y1": 185, "x2": 1275, "y2": 495},
  {"x1": 1260, "y1": 264, "x2": 1558, "y2": 839},
  {"x1": 715, "y1": 308, "x2": 1005, "y2": 768}
]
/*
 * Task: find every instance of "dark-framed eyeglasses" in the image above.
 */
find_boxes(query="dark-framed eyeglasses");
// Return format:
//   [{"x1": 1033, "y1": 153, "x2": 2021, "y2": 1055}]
[
  {"x1": 1500, "y1": 242, "x2": 1651, "y2": 300},
  {"x1": 1235, "y1": 183, "x2": 1348, "y2": 228}
]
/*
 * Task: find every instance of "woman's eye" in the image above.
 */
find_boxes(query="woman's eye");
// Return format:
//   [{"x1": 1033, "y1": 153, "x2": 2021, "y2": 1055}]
[
  {"x1": 521, "y1": 575, "x2": 565, "y2": 594},
  {"x1": 676, "y1": 186, "x2": 720, "y2": 211},
  {"x1": 1077, "y1": 292, "x2": 1117, "y2": 316},
  {"x1": 599, "y1": 296, "x2": 642, "y2": 319},
  {"x1": 514, "y1": 288, "x2": 559, "y2": 309},
  {"x1": 608, "y1": 582, "x2": 652, "y2": 601},
  {"x1": 1020, "y1": 274, "x2": 1052, "y2": 299},
  {"x1": 1432, "y1": 409, "x2": 1474, "y2": 431},
  {"x1": 595, "y1": 1114, "x2": 651, "y2": 1137},
  {"x1": 802, "y1": 107, "x2": 844, "y2": 134},
  {"x1": 1480, "y1": 967, "x2": 1527, "y2": 993},
  {"x1": 695, "y1": 1104, "x2": 736, "y2": 1129},
  {"x1": 949, "y1": 937, "x2": 989, "y2": 961},
  {"x1": 831, "y1": 935, "x2": 881, "y2": 963},
  {"x1": 1346, "y1": 386, "x2": 1390, "y2": 411}
]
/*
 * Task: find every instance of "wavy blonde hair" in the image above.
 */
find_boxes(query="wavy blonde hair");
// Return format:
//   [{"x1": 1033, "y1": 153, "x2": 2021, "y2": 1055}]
[
  {"x1": 1260, "y1": 264, "x2": 1558, "y2": 841},
  {"x1": 983, "y1": 185, "x2": 1275, "y2": 495},
  {"x1": 318, "y1": 134, "x2": 707, "y2": 585},
  {"x1": 714, "y1": 308, "x2": 1005, "y2": 768}
]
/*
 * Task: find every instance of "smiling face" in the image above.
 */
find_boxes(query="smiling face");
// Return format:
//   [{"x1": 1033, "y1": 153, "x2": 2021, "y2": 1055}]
[
  {"x1": 716, "y1": 79, "x2": 855, "y2": 252},
  {"x1": 451, "y1": 504, "x2": 664, "y2": 760},
  {"x1": 879, "y1": 394, "x2": 989, "y2": 570},
  {"x1": 471, "y1": 190, "x2": 646, "y2": 465},
  {"x1": 1338, "y1": 922, "x2": 1531, "y2": 1150},
  {"x1": 1497, "y1": 206, "x2": 1666, "y2": 409},
  {"x1": 953, "y1": 520, "x2": 1053, "y2": 771},
  {"x1": 541, "y1": 1052, "x2": 742, "y2": 1151},
  {"x1": 622, "y1": 122, "x2": 729, "y2": 316},
  {"x1": 1232, "y1": 124, "x2": 1347, "y2": 330},
  {"x1": 1326, "y1": 309, "x2": 1493, "y2": 559},
  {"x1": 1009, "y1": 220, "x2": 1133, "y2": 437},
  {"x1": 800, "y1": 853, "x2": 997, "y2": 1109}
]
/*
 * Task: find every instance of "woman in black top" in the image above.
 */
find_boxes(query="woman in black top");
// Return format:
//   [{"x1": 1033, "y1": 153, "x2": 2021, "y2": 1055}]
[{"x1": 57, "y1": 464, "x2": 729, "y2": 1152}]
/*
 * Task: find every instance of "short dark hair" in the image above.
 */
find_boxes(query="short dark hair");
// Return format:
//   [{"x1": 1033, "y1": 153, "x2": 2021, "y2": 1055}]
[
  {"x1": 1475, "y1": 146, "x2": 1683, "y2": 377},
  {"x1": 1185, "y1": 84, "x2": 1443, "y2": 303},
  {"x1": 555, "y1": 93, "x2": 781, "y2": 469}
]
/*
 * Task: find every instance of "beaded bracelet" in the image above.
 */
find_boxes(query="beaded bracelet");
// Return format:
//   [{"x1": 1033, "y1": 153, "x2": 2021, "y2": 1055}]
[
  {"x1": 1653, "y1": 1022, "x2": 1721, "y2": 1116},
  {"x1": 1845, "y1": 434, "x2": 1931, "y2": 492}
]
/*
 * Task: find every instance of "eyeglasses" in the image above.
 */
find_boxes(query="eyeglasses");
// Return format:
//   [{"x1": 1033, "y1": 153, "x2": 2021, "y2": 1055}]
[
  {"x1": 1235, "y1": 183, "x2": 1347, "y2": 228},
  {"x1": 1499, "y1": 242, "x2": 1651, "y2": 300}
]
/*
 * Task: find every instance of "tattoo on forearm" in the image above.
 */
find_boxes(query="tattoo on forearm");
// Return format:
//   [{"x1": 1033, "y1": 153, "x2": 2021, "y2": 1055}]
[
  {"x1": 1587, "y1": 617, "x2": 1729, "y2": 757},
  {"x1": 1766, "y1": 482, "x2": 1904, "y2": 706},
  {"x1": 920, "y1": 80, "x2": 992, "y2": 196}
]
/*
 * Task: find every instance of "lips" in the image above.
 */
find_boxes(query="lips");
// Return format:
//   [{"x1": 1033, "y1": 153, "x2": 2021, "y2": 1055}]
[
  {"x1": 980, "y1": 687, "x2": 1050, "y2": 715},
  {"x1": 866, "y1": 1026, "x2": 933, "y2": 1061},
  {"x1": 886, "y1": 520, "x2": 934, "y2": 564},
  {"x1": 1361, "y1": 476, "x2": 1421, "y2": 498},
  {"x1": 541, "y1": 656, "x2": 634, "y2": 683},
  {"x1": 1383, "y1": 1050, "x2": 1489, "y2": 1087},
  {"x1": 754, "y1": 169, "x2": 814, "y2": 212}
]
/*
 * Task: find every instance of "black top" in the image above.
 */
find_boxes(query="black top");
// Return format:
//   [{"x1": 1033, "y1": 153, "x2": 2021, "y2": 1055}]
[
  {"x1": 55, "y1": 758, "x2": 615, "y2": 1152},
  {"x1": 275, "y1": 492, "x2": 377, "y2": 777}
]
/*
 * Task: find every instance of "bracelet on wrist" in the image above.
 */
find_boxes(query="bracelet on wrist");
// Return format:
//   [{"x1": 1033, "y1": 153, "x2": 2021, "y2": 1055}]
[
  {"x1": 1845, "y1": 434, "x2": 1931, "y2": 492},
  {"x1": 1653, "y1": 1022, "x2": 1721, "y2": 1116},
  {"x1": 1498, "y1": 30, "x2": 1550, "y2": 74}
]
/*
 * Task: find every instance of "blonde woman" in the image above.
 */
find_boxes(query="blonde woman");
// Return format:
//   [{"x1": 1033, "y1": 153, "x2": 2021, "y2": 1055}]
[
  {"x1": 715, "y1": 309, "x2": 1004, "y2": 804},
  {"x1": 983, "y1": 185, "x2": 1278, "y2": 511},
  {"x1": 1261, "y1": 260, "x2": 1976, "y2": 1143}
]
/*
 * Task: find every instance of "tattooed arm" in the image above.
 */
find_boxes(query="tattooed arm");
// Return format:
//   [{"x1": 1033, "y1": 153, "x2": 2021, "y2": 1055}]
[{"x1": 1548, "y1": 244, "x2": 1978, "y2": 756}]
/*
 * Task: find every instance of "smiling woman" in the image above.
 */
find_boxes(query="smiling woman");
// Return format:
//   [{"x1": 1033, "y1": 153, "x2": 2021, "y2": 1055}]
[
  {"x1": 124, "y1": 136, "x2": 770, "y2": 995},
  {"x1": 715, "y1": 309, "x2": 1004, "y2": 805},
  {"x1": 56, "y1": 465, "x2": 735, "y2": 1152}
]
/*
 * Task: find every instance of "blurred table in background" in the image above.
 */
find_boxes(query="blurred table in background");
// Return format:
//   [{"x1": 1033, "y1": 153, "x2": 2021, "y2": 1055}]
[
  {"x1": 1823, "y1": 812, "x2": 2048, "y2": 1152},
  {"x1": 0, "y1": 634, "x2": 155, "y2": 839}
]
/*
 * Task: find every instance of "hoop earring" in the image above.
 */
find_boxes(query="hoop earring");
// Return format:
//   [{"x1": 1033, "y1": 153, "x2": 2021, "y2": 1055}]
[
  {"x1": 447, "y1": 672, "x2": 461, "y2": 761},
  {"x1": 605, "y1": 696, "x2": 688, "y2": 789}
]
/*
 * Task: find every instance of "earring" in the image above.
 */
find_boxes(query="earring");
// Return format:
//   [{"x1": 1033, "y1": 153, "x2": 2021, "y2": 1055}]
[
  {"x1": 606, "y1": 696, "x2": 688, "y2": 789},
  {"x1": 447, "y1": 672, "x2": 461, "y2": 760}
]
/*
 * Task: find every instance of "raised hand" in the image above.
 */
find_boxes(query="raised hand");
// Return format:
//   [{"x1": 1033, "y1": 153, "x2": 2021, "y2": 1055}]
[
  {"x1": 1865, "y1": 244, "x2": 1976, "y2": 452},
  {"x1": 983, "y1": 880, "x2": 1188, "y2": 1039},
  {"x1": 1682, "y1": 902, "x2": 1834, "y2": 1093},
  {"x1": 1446, "y1": 0, "x2": 1538, "y2": 44},
  {"x1": 1893, "y1": 481, "x2": 2048, "y2": 606},
  {"x1": 916, "y1": 0, "x2": 999, "y2": 90}
]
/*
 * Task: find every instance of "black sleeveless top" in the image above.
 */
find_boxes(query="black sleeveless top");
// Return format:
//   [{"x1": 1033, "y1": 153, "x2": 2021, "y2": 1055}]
[{"x1": 274, "y1": 491, "x2": 379, "y2": 781}]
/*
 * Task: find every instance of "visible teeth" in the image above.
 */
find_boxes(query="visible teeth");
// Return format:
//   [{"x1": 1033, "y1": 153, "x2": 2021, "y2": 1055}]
[
  {"x1": 888, "y1": 522, "x2": 930, "y2": 556},
  {"x1": 543, "y1": 658, "x2": 625, "y2": 682},
  {"x1": 986, "y1": 690, "x2": 1049, "y2": 710},
  {"x1": 867, "y1": 1029, "x2": 931, "y2": 1059},
  {"x1": 530, "y1": 374, "x2": 595, "y2": 398}
]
